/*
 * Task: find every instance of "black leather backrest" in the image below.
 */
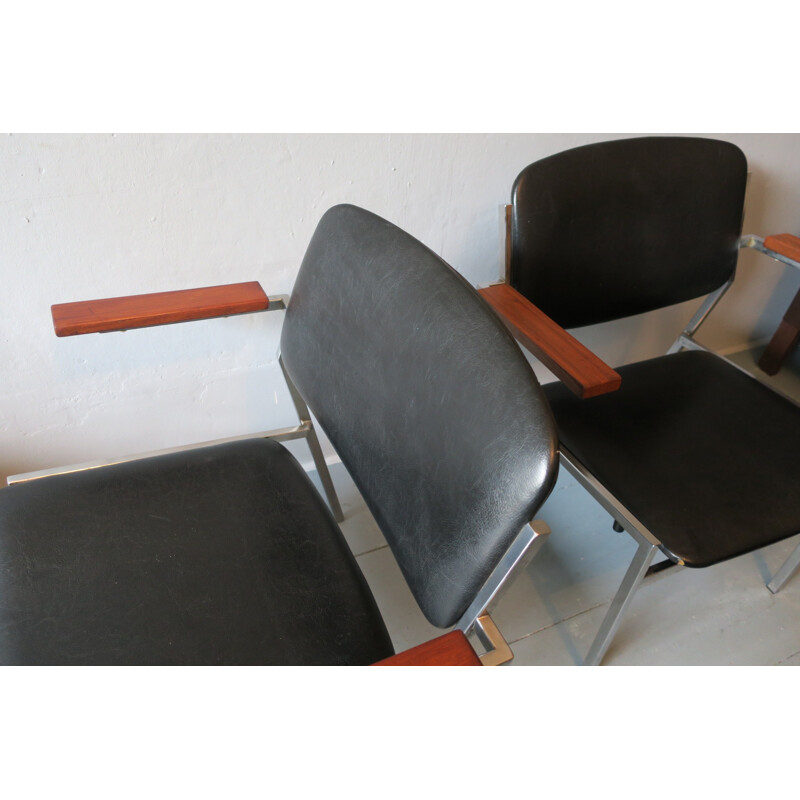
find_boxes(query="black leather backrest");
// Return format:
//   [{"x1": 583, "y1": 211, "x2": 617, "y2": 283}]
[
  {"x1": 510, "y1": 137, "x2": 748, "y2": 328},
  {"x1": 280, "y1": 205, "x2": 558, "y2": 629}
]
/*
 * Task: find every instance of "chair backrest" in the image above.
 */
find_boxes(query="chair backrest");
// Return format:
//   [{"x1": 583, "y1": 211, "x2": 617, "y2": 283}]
[
  {"x1": 280, "y1": 204, "x2": 558, "y2": 628},
  {"x1": 509, "y1": 136, "x2": 748, "y2": 329}
]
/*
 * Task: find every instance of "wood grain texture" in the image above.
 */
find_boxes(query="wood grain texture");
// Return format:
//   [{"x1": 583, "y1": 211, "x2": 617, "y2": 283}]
[
  {"x1": 479, "y1": 283, "x2": 621, "y2": 398},
  {"x1": 52, "y1": 281, "x2": 270, "y2": 336},
  {"x1": 373, "y1": 630, "x2": 482, "y2": 666},
  {"x1": 764, "y1": 233, "x2": 800, "y2": 264}
]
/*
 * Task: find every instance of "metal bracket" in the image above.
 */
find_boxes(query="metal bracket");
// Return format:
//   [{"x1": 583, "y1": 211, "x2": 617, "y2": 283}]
[
  {"x1": 472, "y1": 613, "x2": 514, "y2": 666},
  {"x1": 454, "y1": 518, "x2": 551, "y2": 633},
  {"x1": 667, "y1": 278, "x2": 734, "y2": 355},
  {"x1": 740, "y1": 235, "x2": 800, "y2": 272},
  {"x1": 6, "y1": 423, "x2": 313, "y2": 485}
]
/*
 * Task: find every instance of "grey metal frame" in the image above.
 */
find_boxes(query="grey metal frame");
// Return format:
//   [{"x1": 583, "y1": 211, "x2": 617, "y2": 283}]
[
  {"x1": 453, "y1": 518, "x2": 551, "y2": 665},
  {"x1": 7, "y1": 283, "x2": 568, "y2": 664},
  {"x1": 278, "y1": 355, "x2": 344, "y2": 522},
  {"x1": 667, "y1": 278, "x2": 734, "y2": 356},
  {"x1": 740, "y1": 234, "x2": 800, "y2": 594},
  {"x1": 563, "y1": 436, "x2": 800, "y2": 666},
  {"x1": 768, "y1": 541, "x2": 800, "y2": 594},
  {"x1": 559, "y1": 447, "x2": 667, "y2": 665},
  {"x1": 472, "y1": 614, "x2": 514, "y2": 666},
  {"x1": 584, "y1": 537, "x2": 657, "y2": 667},
  {"x1": 740, "y1": 234, "x2": 800, "y2": 274},
  {"x1": 666, "y1": 246, "x2": 800, "y2": 598},
  {"x1": 669, "y1": 235, "x2": 800, "y2": 360},
  {"x1": 561, "y1": 242, "x2": 800, "y2": 662},
  {"x1": 7, "y1": 294, "x2": 345, "y2": 524}
]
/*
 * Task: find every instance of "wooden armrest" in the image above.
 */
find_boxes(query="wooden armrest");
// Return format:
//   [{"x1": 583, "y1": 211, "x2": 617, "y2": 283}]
[
  {"x1": 51, "y1": 281, "x2": 270, "y2": 337},
  {"x1": 763, "y1": 234, "x2": 800, "y2": 264},
  {"x1": 373, "y1": 630, "x2": 482, "y2": 666},
  {"x1": 478, "y1": 283, "x2": 621, "y2": 399}
]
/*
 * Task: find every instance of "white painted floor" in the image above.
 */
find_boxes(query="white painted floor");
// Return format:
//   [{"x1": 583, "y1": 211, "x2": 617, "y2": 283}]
[{"x1": 314, "y1": 343, "x2": 800, "y2": 666}]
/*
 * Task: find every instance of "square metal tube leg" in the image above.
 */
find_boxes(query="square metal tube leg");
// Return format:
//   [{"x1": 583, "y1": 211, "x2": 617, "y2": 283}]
[
  {"x1": 768, "y1": 539, "x2": 800, "y2": 594},
  {"x1": 279, "y1": 358, "x2": 345, "y2": 523},
  {"x1": 584, "y1": 540, "x2": 658, "y2": 666}
]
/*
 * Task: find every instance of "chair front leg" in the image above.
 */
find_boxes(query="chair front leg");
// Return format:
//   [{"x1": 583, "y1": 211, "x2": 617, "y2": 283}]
[
  {"x1": 768, "y1": 539, "x2": 800, "y2": 594},
  {"x1": 584, "y1": 539, "x2": 658, "y2": 666}
]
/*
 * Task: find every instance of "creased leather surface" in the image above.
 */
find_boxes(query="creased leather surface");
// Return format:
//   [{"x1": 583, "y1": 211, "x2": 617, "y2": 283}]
[
  {"x1": 0, "y1": 439, "x2": 393, "y2": 665},
  {"x1": 281, "y1": 205, "x2": 558, "y2": 628},
  {"x1": 510, "y1": 137, "x2": 748, "y2": 328},
  {"x1": 545, "y1": 351, "x2": 800, "y2": 567}
]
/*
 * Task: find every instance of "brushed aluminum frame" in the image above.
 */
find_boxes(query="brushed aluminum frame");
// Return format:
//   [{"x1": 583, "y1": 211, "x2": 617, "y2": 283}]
[
  {"x1": 768, "y1": 539, "x2": 800, "y2": 594},
  {"x1": 278, "y1": 355, "x2": 344, "y2": 522},
  {"x1": 667, "y1": 279, "x2": 734, "y2": 355},
  {"x1": 6, "y1": 423, "x2": 312, "y2": 485},
  {"x1": 740, "y1": 234, "x2": 800, "y2": 273},
  {"x1": 560, "y1": 448, "x2": 664, "y2": 551},
  {"x1": 559, "y1": 447, "x2": 675, "y2": 666},
  {"x1": 473, "y1": 613, "x2": 514, "y2": 666},
  {"x1": 453, "y1": 518, "x2": 550, "y2": 666},
  {"x1": 562, "y1": 426, "x2": 800, "y2": 663},
  {"x1": 8, "y1": 293, "x2": 346, "y2": 523},
  {"x1": 584, "y1": 537, "x2": 658, "y2": 667}
]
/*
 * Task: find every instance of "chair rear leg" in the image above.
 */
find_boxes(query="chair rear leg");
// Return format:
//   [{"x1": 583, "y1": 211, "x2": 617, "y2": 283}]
[
  {"x1": 768, "y1": 539, "x2": 800, "y2": 594},
  {"x1": 585, "y1": 540, "x2": 658, "y2": 666},
  {"x1": 280, "y1": 357, "x2": 345, "y2": 523},
  {"x1": 303, "y1": 425, "x2": 345, "y2": 523}
]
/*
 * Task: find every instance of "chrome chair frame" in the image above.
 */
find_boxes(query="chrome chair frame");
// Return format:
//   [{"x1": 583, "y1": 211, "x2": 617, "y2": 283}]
[
  {"x1": 11, "y1": 294, "x2": 546, "y2": 666},
  {"x1": 454, "y1": 518, "x2": 550, "y2": 662},
  {"x1": 7, "y1": 296, "x2": 344, "y2": 526},
  {"x1": 574, "y1": 235, "x2": 800, "y2": 665}
]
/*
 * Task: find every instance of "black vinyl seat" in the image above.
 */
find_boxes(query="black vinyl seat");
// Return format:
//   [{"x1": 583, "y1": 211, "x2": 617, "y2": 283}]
[
  {"x1": 544, "y1": 350, "x2": 800, "y2": 568},
  {"x1": 500, "y1": 136, "x2": 800, "y2": 665},
  {"x1": 0, "y1": 439, "x2": 392, "y2": 666},
  {"x1": 0, "y1": 204, "x2": 558, "y2": 666}
]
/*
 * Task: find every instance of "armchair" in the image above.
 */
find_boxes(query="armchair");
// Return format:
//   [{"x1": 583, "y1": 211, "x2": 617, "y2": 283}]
[
  {"x1": 0, "y1": 204, "x2": 558, "y2": 665},
  {"x1": 479, "y1": 136, "x2": 800, "y2": 665}
]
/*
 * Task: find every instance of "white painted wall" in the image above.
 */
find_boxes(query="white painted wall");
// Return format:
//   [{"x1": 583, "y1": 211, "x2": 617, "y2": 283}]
[{"x1": 3, "y1": 133, "x2": 800, "y2": 482}]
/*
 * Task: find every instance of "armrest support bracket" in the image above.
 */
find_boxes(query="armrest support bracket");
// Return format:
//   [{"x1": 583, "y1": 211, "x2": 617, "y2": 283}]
[{"x1": 740, "y1": 233, "x2": 800, "y2": 272}]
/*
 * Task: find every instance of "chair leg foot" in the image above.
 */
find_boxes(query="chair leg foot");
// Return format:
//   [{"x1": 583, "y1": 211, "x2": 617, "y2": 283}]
[
  {"x1": 584, "y1": 541, "x2": 657, "y2": 666},
  {"x1": 767, "y1": 540, "x2": 800, "y2": 594}
]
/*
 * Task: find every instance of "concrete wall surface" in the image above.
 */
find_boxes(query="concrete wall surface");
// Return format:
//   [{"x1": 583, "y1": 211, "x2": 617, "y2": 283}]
[{"x1": 3, "y1": 132, "x2": 800, "y2": 480}]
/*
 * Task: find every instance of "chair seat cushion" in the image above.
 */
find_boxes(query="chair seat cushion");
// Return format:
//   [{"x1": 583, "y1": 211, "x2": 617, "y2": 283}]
[
  {"x1": 543, "y1": 350, "x2": 800, "y2": 567},
  {"x1": 0, "y1": 438, "x2": 393, "y2": 665}
]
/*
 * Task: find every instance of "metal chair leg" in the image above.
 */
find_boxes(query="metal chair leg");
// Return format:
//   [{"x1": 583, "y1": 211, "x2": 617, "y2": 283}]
[
  {"x1": 768, "y1": 539, "x2": 800, "y2": 594},
  {"x1": 303, "y1": 425, "x2": 345, "y2": 523},
  {"x1": 584, "y1": 539, "x2": 658, "y2": 666},
  {"x1": 279, "y1": 357, "x2": 345, "y2": 523}
]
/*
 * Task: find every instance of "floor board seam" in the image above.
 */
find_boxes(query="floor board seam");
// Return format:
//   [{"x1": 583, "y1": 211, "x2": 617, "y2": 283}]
[{"x1": 506, "y1": 600, "x2": 609, "y2": 645}]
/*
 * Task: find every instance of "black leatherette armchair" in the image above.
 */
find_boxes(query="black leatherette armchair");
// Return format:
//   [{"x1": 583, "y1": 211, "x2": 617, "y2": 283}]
[
  {"x1": 0, "y1": 204, "x2": 559, "y2": 666},
  {"x1": 480, "y1": 137, "x2": 800, "y2": 665}
]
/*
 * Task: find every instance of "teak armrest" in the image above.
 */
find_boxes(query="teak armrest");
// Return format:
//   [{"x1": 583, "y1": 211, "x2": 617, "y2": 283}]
[
  {"x1": 763, "y1": 233, "x2": 800, "y2": 264},
  {"x1": 478, "y1": 283, "x2": 621, "y2": 399},
  {"x1": 373, "y1": 630, "x2": 482, "y2": 666},
  {"x1": 51, "y1": 281, "x2": 270, "y2": 337}
]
